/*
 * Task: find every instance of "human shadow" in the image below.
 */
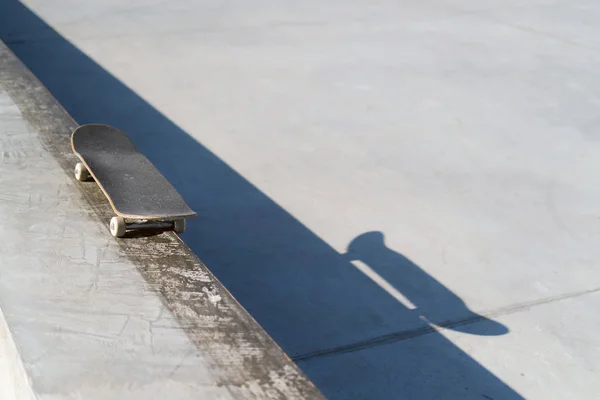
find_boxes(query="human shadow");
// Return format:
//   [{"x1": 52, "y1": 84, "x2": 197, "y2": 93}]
[
  {"x1": 345, "y1": 231, "x2": 508, "y2": 335},
  {"x1": 0, "y1": 2, "x2": 523, "y2": 399},
  {"x1": 295, "y1": 232, "x2": 517, "y2": 399}
]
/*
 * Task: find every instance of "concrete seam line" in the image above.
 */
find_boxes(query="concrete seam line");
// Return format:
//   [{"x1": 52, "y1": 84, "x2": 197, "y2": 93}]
[{"x1": 295, "y1": 286, "x2": 600, "y2": 362}]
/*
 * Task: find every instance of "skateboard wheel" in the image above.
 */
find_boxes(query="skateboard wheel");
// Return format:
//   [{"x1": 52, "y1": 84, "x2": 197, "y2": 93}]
[
  {"x1": 74, "y1": 162, "x2": 90, "y2": 181},
  {"x1": 110, "y1": 216, "x2": 126, "y2": 237},
  {"x1": 173, "y1": 219, "x2": 186, "y2": 234}
]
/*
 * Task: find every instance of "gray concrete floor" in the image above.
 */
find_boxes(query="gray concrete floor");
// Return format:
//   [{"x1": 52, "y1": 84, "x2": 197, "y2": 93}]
[{"x1": 2, "y1": 0, "x2": 600, "y2": 398}]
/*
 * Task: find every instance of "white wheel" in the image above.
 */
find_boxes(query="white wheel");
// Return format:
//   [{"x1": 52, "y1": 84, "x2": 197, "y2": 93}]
[
  {"x1": 173, "y1": 219, "x2": 186, "y2": 234},
  {"x1": 74, "y1": 162, "x2": 90, "y2": 181},
  {"x1": 110, "y1": 216, "x2": 126, "y2": 237}
]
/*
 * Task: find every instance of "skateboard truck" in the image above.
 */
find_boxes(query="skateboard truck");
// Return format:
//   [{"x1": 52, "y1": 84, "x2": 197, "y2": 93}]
[{"x1": 109, "y1": 216, "x2": 186, "y2": 238}]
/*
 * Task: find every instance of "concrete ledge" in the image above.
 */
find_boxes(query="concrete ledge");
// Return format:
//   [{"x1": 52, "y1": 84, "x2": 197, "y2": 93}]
[
  {"x1": 0, "y1": 307, "x2": 35, "y2": 400},
  {"x1": 0, "y1": 40, "x2": 323, "y2": 399}
]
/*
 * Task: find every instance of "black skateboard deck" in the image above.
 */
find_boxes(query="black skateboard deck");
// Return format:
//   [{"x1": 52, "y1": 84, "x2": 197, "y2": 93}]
[{"x1": 72, "y1": 124, "x2": 196, "y2": 237}]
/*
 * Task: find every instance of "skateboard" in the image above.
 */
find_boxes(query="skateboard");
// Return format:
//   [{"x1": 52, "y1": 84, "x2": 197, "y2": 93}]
[{"x1": 71, "y1": 124, "x2": 196, "y2": 237}]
